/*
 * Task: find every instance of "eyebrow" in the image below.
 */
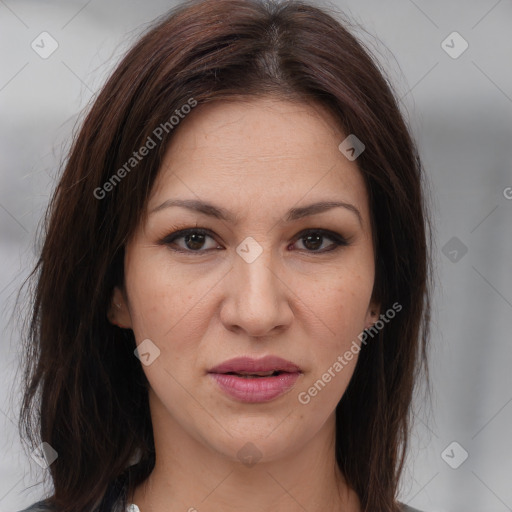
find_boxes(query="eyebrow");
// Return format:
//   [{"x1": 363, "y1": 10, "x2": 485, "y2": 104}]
[{"x1": 150, "y1": 199, "x2": 362, "y2": 226}]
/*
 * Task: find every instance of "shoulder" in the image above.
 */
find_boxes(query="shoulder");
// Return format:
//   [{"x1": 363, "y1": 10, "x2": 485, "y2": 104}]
[
  {"x1": 399, "y1": 503, "x2": 425, "y2": 512},
  {"x1": 18, "y1": 498, "x2": 423, "y2": 512},
  {"x1": 15, "y1": 501, "x2": 53, "y2": 512},
  {"x1": 19, "y1": 497, "x2": 421, "y2": 512},
  {"x1": 14, "y1": 469, "x2": 131, "y2": 512}
]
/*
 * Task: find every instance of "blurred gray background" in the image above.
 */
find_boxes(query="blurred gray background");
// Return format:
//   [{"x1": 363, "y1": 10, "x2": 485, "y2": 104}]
[{"x1": 1, "y1": 1, "x2": 511, "y2": 511}]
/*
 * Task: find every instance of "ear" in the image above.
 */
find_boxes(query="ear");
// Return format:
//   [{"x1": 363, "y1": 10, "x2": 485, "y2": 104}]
[
  {"x1": 107, "y1": 286, "x2": 133, "y2": 329},
  {"x1": 364, "y1": 299, "x2": 380, "y2": 330}
]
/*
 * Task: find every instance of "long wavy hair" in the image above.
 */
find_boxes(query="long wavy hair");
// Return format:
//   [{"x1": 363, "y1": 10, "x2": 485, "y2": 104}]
[{"x1": 16, "y1": 1, "x2": 432, "y2": 511}]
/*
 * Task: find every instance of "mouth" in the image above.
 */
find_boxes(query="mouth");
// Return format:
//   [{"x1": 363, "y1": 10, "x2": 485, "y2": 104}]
[
  {"x1": 222, "y1": 370, "x2": 286, "y2": 378},
  {"x1": 208, "y1": 355, "x2": 302, "y2": 375},
  {"x1": 208, "y1": 356, "x2": 302, "y2": 403}
]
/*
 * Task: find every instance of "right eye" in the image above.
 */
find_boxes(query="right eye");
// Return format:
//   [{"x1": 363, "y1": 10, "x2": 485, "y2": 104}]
[{"x1": 159, "y1": 228, "x2": 222, "y2": 254}]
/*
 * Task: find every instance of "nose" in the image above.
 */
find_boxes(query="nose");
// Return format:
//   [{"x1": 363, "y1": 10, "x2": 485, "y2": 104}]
[{"x1": 220, "y1": 245, "x2": 293, "y2": 338}]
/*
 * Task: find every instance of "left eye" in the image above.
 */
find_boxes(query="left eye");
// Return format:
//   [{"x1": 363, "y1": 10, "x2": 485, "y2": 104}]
[
  {"x1": 292, "y1": 230, "x2": 348, "y2": 252},
  {"x1": 159, "y1": 228, "x2": 348, "y2": 254}
]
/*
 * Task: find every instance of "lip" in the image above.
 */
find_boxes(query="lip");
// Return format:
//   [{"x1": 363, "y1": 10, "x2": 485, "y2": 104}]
[
  {"x1": 208, "y1": 356, "x2": 302, "y2": 403},
  {"x1": 208, "y1": 355, "x2": 301, "y2": 374}
]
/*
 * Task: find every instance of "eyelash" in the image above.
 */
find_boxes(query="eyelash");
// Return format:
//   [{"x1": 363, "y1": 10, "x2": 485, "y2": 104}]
[{"x1": 157, "y1": 226, "x2": 350, "y2": 255}]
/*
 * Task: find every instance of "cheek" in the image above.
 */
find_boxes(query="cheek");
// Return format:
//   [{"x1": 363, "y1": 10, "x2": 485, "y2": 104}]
[
  {"x1": 123, "y1": 238, "x2": 374, "y2": 353},
  {"x1": 295, "y1": 275, "x2": 371, "y2": 411},
  {"x1": 313, "y1": 269, "x2": 374, "y2": 339},
  {"x1": 124, "y1": 249, "x2": 220, "y2": 353}
]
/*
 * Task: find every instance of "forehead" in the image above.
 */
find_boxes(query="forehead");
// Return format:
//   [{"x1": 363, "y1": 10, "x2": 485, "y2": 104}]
[
  {"x1": 148, "y1": 97, "x2": 370, "y2": 226},
  {"x1": 162, "y1": 97, "x2": 344, "y2": 160}
]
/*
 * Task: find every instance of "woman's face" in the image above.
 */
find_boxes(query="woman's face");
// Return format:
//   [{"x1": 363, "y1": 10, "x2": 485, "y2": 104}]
[{"x1": 110, "y1": 97, "x2": 379, "y2": 463}]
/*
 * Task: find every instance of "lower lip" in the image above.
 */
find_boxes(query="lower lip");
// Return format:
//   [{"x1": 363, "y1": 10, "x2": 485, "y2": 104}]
[{"x1": 209, "y1": 372, "x2": 301, "y2": 403}]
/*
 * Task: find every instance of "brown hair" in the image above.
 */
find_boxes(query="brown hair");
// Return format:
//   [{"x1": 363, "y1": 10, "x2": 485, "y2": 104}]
[{"x1": 17, "y1": 1, "x2": 432, "y2": 511}]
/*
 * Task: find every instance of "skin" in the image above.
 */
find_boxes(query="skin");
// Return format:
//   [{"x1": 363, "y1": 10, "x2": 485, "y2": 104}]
[{"x1": 109, "y1": 97, "x2": 380, "y2": 512}]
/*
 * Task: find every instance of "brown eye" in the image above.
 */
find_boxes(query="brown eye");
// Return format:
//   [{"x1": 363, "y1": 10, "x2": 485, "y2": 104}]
[
  {"x1": 161, "y1": 228, "x2": 220, "y2": 253},
  {"x1": 159, "y1": 227, "x2": 349, "y2": 255},
  {"x1": 291, "y1": 229, "x2": 349, "y2": 253},
  {"x1": 181, "y1": 232, "x2": 209, "y2": 251}
]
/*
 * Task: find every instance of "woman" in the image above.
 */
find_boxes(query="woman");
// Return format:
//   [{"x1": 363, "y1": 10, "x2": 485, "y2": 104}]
[{"x1": 16, "y1": 0, "x2": 432, "y2": 511}]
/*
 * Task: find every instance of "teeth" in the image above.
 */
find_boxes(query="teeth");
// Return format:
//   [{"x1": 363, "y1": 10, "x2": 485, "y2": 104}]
[{"x1": 232, "y1": 370, "x2": 279, "y2": 377}]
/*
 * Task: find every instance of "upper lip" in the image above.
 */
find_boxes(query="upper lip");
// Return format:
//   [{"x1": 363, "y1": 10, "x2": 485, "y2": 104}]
[{"x1": 208, "y1": 356, "x2": 301, "y2": 374}]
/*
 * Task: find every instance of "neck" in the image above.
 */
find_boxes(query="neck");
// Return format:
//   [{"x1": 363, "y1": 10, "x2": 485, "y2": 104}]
[{"x1": 129, "y1": 402, "x2": 361, "y2": 512}]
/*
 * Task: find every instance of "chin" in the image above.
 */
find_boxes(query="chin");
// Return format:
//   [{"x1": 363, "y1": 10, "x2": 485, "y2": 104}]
[{"x1": 202, "y1": 417, "x2": 310, "y2": 464}]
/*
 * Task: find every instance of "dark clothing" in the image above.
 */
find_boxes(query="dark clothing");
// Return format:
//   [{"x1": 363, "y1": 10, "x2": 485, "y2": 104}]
[{"x1": 17, "y1": 474, "x2": 425, "y2": 512}]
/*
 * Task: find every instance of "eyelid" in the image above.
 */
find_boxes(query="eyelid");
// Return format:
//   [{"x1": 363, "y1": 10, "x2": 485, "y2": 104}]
[
  {"x1": 157, "y1": 226, "x2": 350, "y2": 254},
  {"x1": 157, "y1": 227, "x2": 220, "y2": 252},
  {"x1": 292, "y1": 228, "x2": 350, "y2": 247}
]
